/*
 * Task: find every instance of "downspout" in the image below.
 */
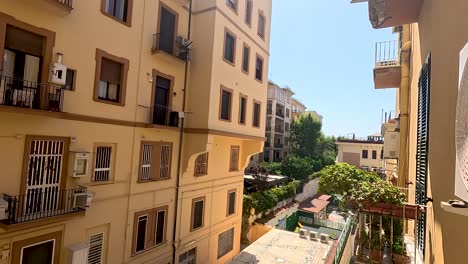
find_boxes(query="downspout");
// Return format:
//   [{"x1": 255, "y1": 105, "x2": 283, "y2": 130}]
[
  {"x1": 173, "y1": 0, "x2": 192, "y2": 262},
  {"x1": 397, "y1": 24, "x2": 411, "y2": 190}
]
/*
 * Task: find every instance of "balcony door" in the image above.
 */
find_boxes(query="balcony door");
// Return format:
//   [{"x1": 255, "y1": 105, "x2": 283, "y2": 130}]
[
  {"x1": 20, "y1": 239, "x2": 54, "y2": 264},
  {"x1": 21, "y1": 137, "x2": 69, "y2": 217},
  {"x1": 158, "y1": 5, "x2": 177, "y2": 54},
  {"x1": 153, "y1": 76, "x2": 171, "y2": 125}
]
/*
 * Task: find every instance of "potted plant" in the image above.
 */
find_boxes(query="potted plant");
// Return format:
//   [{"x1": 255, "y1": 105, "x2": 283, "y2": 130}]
[
  {"x1": 369, "y1": 232, "x2": 384, "y2": 262},
  {"x1": 392, "y1": 239, "x2": 410, "y2": 264}
]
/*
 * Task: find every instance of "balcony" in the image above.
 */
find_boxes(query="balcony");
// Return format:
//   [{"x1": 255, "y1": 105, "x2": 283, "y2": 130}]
[
  {"x1": 274, "y1": 143, "x2": 284, "y2": 149},
  {"x1": 367, "y1": 0, "x2": 423, "y2": 29},
  {"x1": 0, "y1": 187, "x2": 87, "y2": 230},
  {"x1": 276, "y1": 110, "x2": 284, "y2": 118},
  {"x1": 373, "y1": 40, "x2": 401, "y2": 89},
  {"x1": 147, "y1": 104, "x2": 179, "y2": 128},
  {"x1": 275, "y1": 126, "x2": 284, "y2": 133},
  {"x1": 152, "y1": 33, "x2": 191, "y2": 61},
  {"x1": 267, "y1": 108, "x2": 272, "y2": 115},
  {"x1": 0, "y1": 75, "x2": 64, "y2": 112},
  {"x1": 264, "y1": 142, "x2": 270, "y2": 148}
]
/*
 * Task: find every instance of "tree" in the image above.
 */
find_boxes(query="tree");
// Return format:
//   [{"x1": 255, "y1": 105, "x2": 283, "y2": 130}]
[
  {"x1": 281, "y1": 156, "x2": 317, "y2": 182},
  {"x1": 290, "y1": 113, "x2": 322, "y2": 158},
  {"x1": 260, "y1": 161, "x2": 282, "y2": 175}
]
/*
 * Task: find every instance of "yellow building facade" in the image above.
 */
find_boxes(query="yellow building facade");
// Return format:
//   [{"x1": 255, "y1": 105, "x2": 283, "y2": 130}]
[
  {"x1": 0, "y1": 0, "x2": 271, "y2": 263},
  {"x1": 357, "y1": 0, "x2": 468, "y2": 262}
]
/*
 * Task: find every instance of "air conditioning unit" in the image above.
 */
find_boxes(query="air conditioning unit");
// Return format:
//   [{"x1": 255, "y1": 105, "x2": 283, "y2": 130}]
[
  {"x1": 310, "y1": 231, "x2": 318, "y2": 241},
  {"x1": 49, "y1": 53, "x2": 67, "y2": 85},
  {"x1": 0, "y1": 196, "x2": 8, "y2": 220},
  {"x1": 320, "y1": 234, "x2": 329, "y2": 243},
  {"x1": 299, "y1": 228, "x2": 308, "y2": 238},
  {"x1": 177, "y1": 36, "x2": 190, "y2": 47},
  {"x1": 73, "y1": 152, "x2": 90, "y2": 178},
  {"x1": 383, "y1": 131, "x2": 399, "y2": 159},
  {"x1": 73, "y1": 192, "x2": 92, "y2": 209}
]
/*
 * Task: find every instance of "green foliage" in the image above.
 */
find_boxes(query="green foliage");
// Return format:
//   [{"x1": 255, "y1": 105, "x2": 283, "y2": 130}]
[
  {"x1": 242, "y1": 195, "x2": 255, "y2": 216},
  {"x1": 245, "y1": 181, "x2": 299, "y2": 214},
  {"x1": 251, "y1": 190, "x2": 278, "y2": 213},
  {"x1": 370, "y1": 233, "x2": 384, "y2": 250},
  {"x1": 392, "y1": 239, "x2": 406, "y2": 255},
  {"x1": 317, "y1": 163, "x2": 406, "y2": 208},
  {"x1": 260, "y1": 161, "x2": 282, "y2": 175},
  {"x1": 290, "y1": 113, "x2": 322, "y2": 158},
  {"x1": 281, "y1": 156, "x2": 317, "y2": 182}
]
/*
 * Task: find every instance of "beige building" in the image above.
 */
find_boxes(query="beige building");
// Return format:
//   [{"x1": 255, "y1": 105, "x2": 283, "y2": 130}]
[
  {"x1": 0, "y1": 0, "x2": 271, "y2": 263},
  {"x1": 263, "y1": 81, "x2": 293, "y2": 162},
  {"x1": 355, "y1": 0, "x2": 468, "y2": 262},
  {"x1": 291, "y1": 97, "x2": 306, "y2": 121},
  {"x1": 336, "y1": 134, "x2": 384, "y2": 172}
]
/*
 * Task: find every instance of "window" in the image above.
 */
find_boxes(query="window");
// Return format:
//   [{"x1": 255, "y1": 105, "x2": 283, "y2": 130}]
[
  {"x1": 255, "y1": 55, "x2": 263, "y2": 81},
  {"x1": 94, "y1": 49, "x2": 129, "y2": 106},
  {"x1": 239, "y1": 95, "x2": 247, "y2": 124},
  {"x1": 194, "y1": 153, "x2": 209, "y2": 176},
  {"x1": 372, "y1": 150, "x2": 377, "y2": 159},
  {"x1": 286, "y1": 108, "x2": 290, "y2": 118},
  {"x1": 242, "y1": 44, "x2": 250, "y2": 73},
  {"x1": 227, "y1": 189, "x2": 236, "y2": 216},
  {"x1": 362, "y1": 150, "x2": 368, "y2": 159},
  {"x1": 157, "y1": 4, "x2": 178, "y2": 55},
  {"x1": 101, "y1": 0, "x2": 132, "y2": 25},
  {"x1": 245, "y1": 0, "x2": 252, "y2": 26},
  {"x1": 133, "y1": 207, "x2": 168, "y2": 254},
  {"x1": 253, "y1": 101, "x2": 261, "y2": 127},
  {"x1": 258, "y1": 13, "x2": 266, "y2": 39},
  {"x1": 191, "y1": 197, "x2": 205, "y2": 231},
  {"x1": 88, "y1": 233, "x2": 104, "y2": 264},
  {"x1": 138, "y1": 141, "x2": 173, "y2": 181},
  {"x1": 224, "y1": 30, "x2": 236, "y2": 64},
  {"x1": 217, "y1": 228, "x2": 234, "y2": 259},
  {"x1": 219, "y1": 87, "x2": 232, "y2": 121},
  {"x1": 179, "y1": 248, "x2": 196, "y2": 264},
  {"x1": 380, "y1": 149, "x2": 384, "y2": 159},
  {"x1": 230, "y1": 146, "x2": 239, "y2": 171},
  {"x1": 64, "y1": 69, "x2": 75, "y2": 90},
  {"x1": 226, "y1": 0, "x2": 238, "y2": 12},
  {"x1": 93, "y1": 145, "x2": 115, "y2": 182}
]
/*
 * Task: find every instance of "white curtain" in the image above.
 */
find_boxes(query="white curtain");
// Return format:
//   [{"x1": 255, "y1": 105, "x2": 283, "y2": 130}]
[
  {"x1": 23, "y1": 55, "x2": 40, "y2": 83},
  {"x1": 1, "y1": 50, "x2": 16, "y2": 104}
]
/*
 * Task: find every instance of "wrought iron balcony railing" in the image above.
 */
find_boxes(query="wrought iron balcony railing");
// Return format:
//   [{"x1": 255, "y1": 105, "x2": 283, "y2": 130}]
[
  {"x1": 0, "y1": 75, "x2": 64, "y2": 111},
  {"x1": 148, "y1": 104, "x2": 179, "y2": 127},
  {"x1": 375, "y1": 40, "x2": 400, "y2": 68},
  {"x1": 1, "y1": 187, "x2": 87, "y2": 225},
  {"x1": 274, "y1": 143, "x2": 284, "y2": 148},
  {"x1": 275, "y1": 127, "x2": 284, "y2": 133},
  {"x1": 57, "y1": 0, "x2": 73, "y2": 8},
  {"x1": 152, "y1": 33, "x2": 191, "y2": 61}
]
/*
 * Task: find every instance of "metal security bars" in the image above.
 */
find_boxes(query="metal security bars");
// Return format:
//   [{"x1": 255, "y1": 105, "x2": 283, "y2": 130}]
[
  {"x1": 140, "y1": 144, "x2": 153, "y2": 180},
  {"x1": 0, "y1": 75, "x2": 64, "y2": 111},
  {"x1": 160, "y1": 145, "x2": 171, "y2": 179},
  {"x1": 415, "y1": 55, "x2": 431, "y2": 256},
  {"x1": 375, "y1": 40, "x2": 401, "y2": 68},
  {"x1": 94, "y1": 146, "x2": 112, "y2": 182},
  {"x1": 58, "y1": 0, "x2": 73, "y2": 8},
  {"x1": 194, "y1": 153, "x2": 208, "y2": 176},
  {"x1": 1, "y1": 187, "x2": 87, "y2": 225}
]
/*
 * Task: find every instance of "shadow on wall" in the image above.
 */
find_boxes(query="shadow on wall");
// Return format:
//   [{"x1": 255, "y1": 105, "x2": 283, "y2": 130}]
[
  {"x1": 230, "y1": 252, "x2": 260, "y2": 264},
  {"x1": 295, "y1": 178, "x2": 319, "y2": 202}
]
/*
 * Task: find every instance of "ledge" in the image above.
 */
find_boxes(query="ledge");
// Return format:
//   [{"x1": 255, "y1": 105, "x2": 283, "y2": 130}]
[
  {"x1": 440, "y1": 200, "x2": 468, "y2": 217},
  {"x1": 0, "y1": 210, "x2": 85, "y2": 232}
]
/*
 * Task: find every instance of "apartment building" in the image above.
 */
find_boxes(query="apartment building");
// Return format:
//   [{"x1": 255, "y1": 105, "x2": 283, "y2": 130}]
[
  {"x1": 263, "y1": 81, "x2": 293, "y2": 162},
  {"x1": 355, "y1": 0, "x2": 468, "y2": 262},
  {"x1": 336, "y1": 134, "x2": 384, "y2": 172},
  {"x1": 291, "y1": 97, "x2": 306, "y2": 121},
  {"x1": 0, "y1": 0, "x2": 271, "y2": 263}
]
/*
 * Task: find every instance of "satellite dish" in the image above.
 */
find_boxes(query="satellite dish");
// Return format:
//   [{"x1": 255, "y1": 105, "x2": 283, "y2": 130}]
[{"x1": 455, "y1": 42, "x2": 468, "y2": 201}]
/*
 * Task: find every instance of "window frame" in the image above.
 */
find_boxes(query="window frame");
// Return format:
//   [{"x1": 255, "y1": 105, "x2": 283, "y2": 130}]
[
  {"x1": 219, "y1": 86, "x2": 233, "y2": 122},
  {"x1": 217, "y1": 228, "x2": 235, "y2": 259},
  {"x1": 92, "y1": 143, "x2": 116, "y2": 184},
  {"x1": 194, "y1": 152, "x2": 209, "y2": 176},
  {"x1": 257, "y1": 11, "x2": 266, "y2": 39},
  {"x1": 93, "y1": 49, "x2": 129, "y2": 106},
  {"x1": 226, "y1": 189, "x2": 237, "y2": 216},
  {"x1": 131, "y1": 206, "x2": 168, "y2": 255},
  {"x1": 191, "y1": 196, "x2": 206, "y2": 232},
  {"x1": 245, "y1": 0, "x2": 253, "y2": 26},
  {"x1": 226, "y1": 0, "x2": 238, "y2": 13},
  {"x1": 156, "y1": 2, "x2": 179, "y2": 56},
  {"x1": 242, "y1": 43, "x2": 250, "y2": 74},
  {"x1": 255, "y1": 53, "x2": 264, "y2": 82},
  {"x1": 362, "y1": 149, "x2": 368, "y2": 159},
  {"x1": 252, "y1": 100, "x2": 261, "y2": 128},
  {"x1": 100, "y1": 0, "x2": 133, "y2": 27},
  {"x1": 239, "y1": 94, "x2": 248, "y2": 125},
  {"x1": 64, "y1": 68, "x2": 76, "y2": 91},
  {"x1": 372, "y1": 150, "x2": 377, "y2": 160},
  {"x1": 223, "y1": 28, "x2": 237, "y2": 66},
  {"x1": 137, "y1": 141, "x2": 173, "y2": 182},
  {"x1": 229, "y1": 146, "x2": 240, "y2": 172}
]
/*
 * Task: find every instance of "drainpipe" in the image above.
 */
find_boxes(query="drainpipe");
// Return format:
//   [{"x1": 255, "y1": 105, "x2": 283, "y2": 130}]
[
  {"x1": 173, "y1": 0, "x2": 192, "y2": 262},
  {"x1": 397, "y1": 24, "x2": 411, "y2": 190}
]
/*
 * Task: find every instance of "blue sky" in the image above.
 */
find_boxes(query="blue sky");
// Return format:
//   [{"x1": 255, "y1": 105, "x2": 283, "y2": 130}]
[{"x1": 268, "y1": 0, "x2": 397, "y2": 138}]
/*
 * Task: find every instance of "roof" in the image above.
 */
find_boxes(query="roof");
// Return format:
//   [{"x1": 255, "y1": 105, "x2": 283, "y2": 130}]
[
  {"x1": 298, "y1": 195, "x2": 331, "y2": 214},
  {"x1": 336, "y1": 139, "x2": 383, "y2": 145},
  {"x1": 244, "y1": 174, "x2": 288, "y2": 183},
  {"x1": 229, "y1": 228, "x2": 332, "y2": 264}
]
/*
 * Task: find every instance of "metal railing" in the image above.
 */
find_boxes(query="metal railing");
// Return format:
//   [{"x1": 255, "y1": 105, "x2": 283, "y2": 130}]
[
  {"x1": 152, "y1": 33, "x2": 191, "y2": 61},
  {"x1": 333, "y1": 215, "x2": 357, "y2": 264},
  {"x1": 0, "y1": 75, "x2": 64, "y2": 111},
  {"x1": 375, "y1": 40, "x2": 400, "y2": 68},
  {"x1": 1, "y1": 187, "x2": 87, "y2": 225},
  {"x1": 57, "y1": 0, "x2": 73, "y2": 8},
  {"x1": 276, "y1": 110, "x2": 284, "y2": 118},
  {"x1": 274, "y1": 143, "x2": 284, "y2": 148},
  {"x1": 275, "y1": 126, "x2": 284, "y2": 133},
  {"x1": 148, "y1": 104, "x2": 179, "y2": 127},
  {"x1": 264, "y1": 142, "x2": 270, "y2": 147}
]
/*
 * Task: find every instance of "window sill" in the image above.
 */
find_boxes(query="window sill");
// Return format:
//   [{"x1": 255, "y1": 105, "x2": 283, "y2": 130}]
[
  {"x1": 89, "y1": 180, "x2": 115, "y2": 186},
  {"x1": 131, "y1": 241, "x2": 168, "y2": 257},
  {"x1": 223, "y1": 58, "x2": 236, "y2": 67},
  {"x1": 152, "y1": 49, "x2": 186, "y2": 64},
  {"x1": 93, "y1": 97, "x2": 125, "y2": 107},
  {"x1": 190, "y1": 226, "x2": 204, "y2": 232},
  {"x1": 100, "y1": 11, "x2": 132, "y2": 27},
  {"x1": 137, "y1": 177, "x2": 172, "y2": 183},
  {"x1": 194, "y1": 173, "x2": 207, "y2": 177}
]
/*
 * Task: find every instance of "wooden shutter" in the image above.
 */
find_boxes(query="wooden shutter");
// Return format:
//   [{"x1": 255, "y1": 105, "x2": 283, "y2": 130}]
[
  {"x1": 159, "y1": 144, "x2": 171, "y2": 180},
  {"x1": 88, "y1": 233, "x2": 104, "y2": 264},
  {"x1": 230, "y1": 146, "x2": 239, "y2": 171},
  {"x1": 195, "y1": 153, "x2": 209, "y2": 176},
  {"x1": 100, "y1": 58, "x2": 122, "y2": 84},
  {"x1": 416, "y1": 55, "x2": 431, "y2": 256}
]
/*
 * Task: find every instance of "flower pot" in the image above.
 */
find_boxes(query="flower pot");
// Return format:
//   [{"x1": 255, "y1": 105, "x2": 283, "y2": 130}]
[
  {"x1": 393, "y1": 253, "x2": 410, "y2": 264},
  {"x1": 369, "y1": 249, "x2": 383, "y2": 262}
]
